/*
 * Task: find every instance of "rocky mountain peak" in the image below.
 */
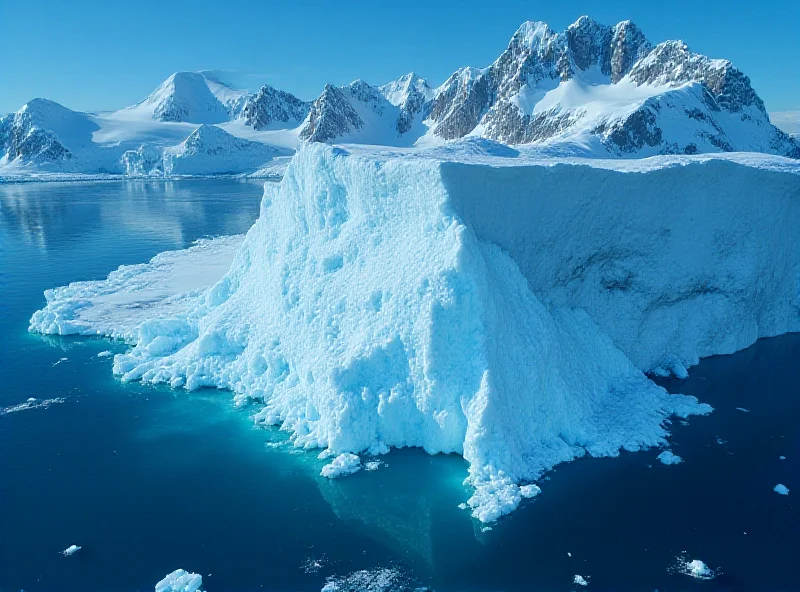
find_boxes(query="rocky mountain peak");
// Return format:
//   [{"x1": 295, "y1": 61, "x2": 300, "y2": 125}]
[
  {"x1": 299, "y1": 84, "x2": 363, "y2": 143},
  {"x1": 241, "y1": 84, "x2": 310, "y2": 130}
]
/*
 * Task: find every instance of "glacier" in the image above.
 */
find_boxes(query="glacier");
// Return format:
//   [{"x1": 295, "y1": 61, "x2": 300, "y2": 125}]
[{"x1": 30, "y1": 142, "x2": 800, "y2": 521}]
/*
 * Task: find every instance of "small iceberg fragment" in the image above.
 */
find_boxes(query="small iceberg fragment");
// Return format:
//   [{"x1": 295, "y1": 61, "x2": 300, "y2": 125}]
[
  {"x1": 321, "y1": 453, "x2": 361, "y2": 478},
  {"x1": 736, "y1": 407, "x2": 750, "y2": 413},
  {"x1": 774, "y1": 484, "x2": 790, "y2": 495},
  {"x1": 155, "y1": 569, "x2": 203, "y2": 592},
  {"x1": 574, "y1": 574, "x2": 590, "y2": 586},
  {"x1": 61, "y1": 544, "x2": 81, "y2": 556},
  {"x1": 519, "y1": 484, "x2": 541, "y2": 498},
  {"x1": 97, "y1": 350, "x2": 113, "y2": 358},
  {"x1": 657, "y1": 451, "x2": 683, "y2": 465},
  {"x1": 779, "y1": 456, "x2": 786, "y2": 460},
  {"x1": 364, "y1": 461, "x2": 382, "y2": 471},
  {"x1": 682, "y1": 559, "x2": 715, "y2": 580}
]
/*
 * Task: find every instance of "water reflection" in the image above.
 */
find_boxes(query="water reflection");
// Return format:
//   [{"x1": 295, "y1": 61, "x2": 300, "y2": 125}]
[{"x1": 0, "y1": 179, "x2": 266, "y2": 253}]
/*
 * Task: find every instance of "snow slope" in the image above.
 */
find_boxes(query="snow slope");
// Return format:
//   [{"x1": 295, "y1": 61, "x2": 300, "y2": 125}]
[
  {"x1": 112, "y1": 71, "x2": 249, "y2": 124},
  {"x1": 31, "y1": 143, "x2": 800, "y2": 520}
]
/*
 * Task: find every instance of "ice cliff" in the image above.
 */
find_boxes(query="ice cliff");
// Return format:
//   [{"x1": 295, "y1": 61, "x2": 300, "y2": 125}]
[{"x1": 31, "y1": 142, "x2": 800, "y2": 521}]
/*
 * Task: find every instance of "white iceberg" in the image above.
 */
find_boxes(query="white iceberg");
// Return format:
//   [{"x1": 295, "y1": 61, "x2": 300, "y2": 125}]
[
  {"x1": 774, "y1": 484, "x2": 790, "y2": 495},
  {"x1": 657, "y1": 451, "x2": 683, "y2": 465},
  {"x1": 321, "y1": 453, "x2": 362, "y2": 478},
  {"x1": 574, "y1": 574, "x2": 590, "y2": 586},
  {"x1": 155, "y1": 569, "x2": 203, "y2": 592},
  {"x1": 30, "y1": 143, "x2": 800, "y2": 521},
  {"x1": 681, "y1": 559, "x2": 715, "y2": 580},
  {"x1": 61, "y1": 544, "x2": 81, "y2": 556}
]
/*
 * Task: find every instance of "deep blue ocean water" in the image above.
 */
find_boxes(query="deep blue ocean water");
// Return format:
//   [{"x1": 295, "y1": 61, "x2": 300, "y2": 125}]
[{"x1": 1, "y1": 180, "x2": 798, "y2": 592}]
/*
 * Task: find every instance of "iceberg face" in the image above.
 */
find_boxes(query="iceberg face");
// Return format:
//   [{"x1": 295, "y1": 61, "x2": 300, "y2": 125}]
[{"x1": 31, "y1": 143, "x2": 800, "y2": 521}]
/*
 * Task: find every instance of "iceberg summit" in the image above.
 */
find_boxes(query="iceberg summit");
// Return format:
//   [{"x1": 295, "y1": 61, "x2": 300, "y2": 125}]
[{"x1": 31, "y1": 141, "x2": 800, "y2": 521}]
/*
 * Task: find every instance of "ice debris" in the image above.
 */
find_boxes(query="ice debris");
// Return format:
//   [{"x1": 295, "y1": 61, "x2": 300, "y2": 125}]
[
  {"x1": 574, "y1": 574, "x2": 590, "y2": 586},
  {"x1": 2, "y1": 397, "x2": 66, "y2": 416},
  {"x1": 321, "y1": 453, "x2": 361, "y2": 478},
  {"x1": 97, "y1": 350, "x2": 113, "y2": 357},
  {"x1": 774, "y1": 484, "x2": 790, "y2": 495}
]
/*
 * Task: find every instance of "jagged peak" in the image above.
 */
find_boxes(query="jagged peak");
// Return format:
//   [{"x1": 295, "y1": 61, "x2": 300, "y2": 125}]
[{"x1": 512, "y1": 20, "x2": 556, "y2": 48}]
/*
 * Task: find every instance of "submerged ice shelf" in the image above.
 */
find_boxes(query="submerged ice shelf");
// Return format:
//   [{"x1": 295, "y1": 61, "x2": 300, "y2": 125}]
[{"x1": 30, "y1": 141, "x2": 800, "y2": 522}]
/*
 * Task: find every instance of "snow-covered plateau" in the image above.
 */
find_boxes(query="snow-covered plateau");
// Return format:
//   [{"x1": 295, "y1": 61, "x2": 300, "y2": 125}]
[
  {"x1": 3, "y1": 17, "x2": 799, "y2": 182},
  {"x1": 30, "y1": 141, "x2": 800, "y2": 521}
]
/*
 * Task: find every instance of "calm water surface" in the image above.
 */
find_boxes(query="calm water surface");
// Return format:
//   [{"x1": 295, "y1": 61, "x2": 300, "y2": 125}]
[{"x1": 1, "y1": 180, "x2": 798, "y2": 591}]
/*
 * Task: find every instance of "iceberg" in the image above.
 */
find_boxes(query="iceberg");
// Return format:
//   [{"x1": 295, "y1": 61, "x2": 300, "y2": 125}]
[
  {"x1": 682, "y1": 559, "x2": 715, "y2": 580},
  {"x1": 31, "y1": 142, "x2": 800, "y2": 521},
  {"x1": 774, "y1": 484, "x2": 790, "y2": 495},
  {"x1": 155, "y1": 569, "x2": 203, "y2": 592},
  {"x1": 657, "y1": 451, "x2": 683, "y2": 465},
  {"x1": 61, "y1": 544, "x2": 81, "y2": 557}
]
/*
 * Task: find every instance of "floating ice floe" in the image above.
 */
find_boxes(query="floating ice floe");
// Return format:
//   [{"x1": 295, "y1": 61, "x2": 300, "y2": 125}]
[
  {"x1": 61, "y1": 544, "x2": 81, "y2": 556},
  {"x1": 321, "y1": 453, "x2": 362, "y2": 478},
  {"x1": 155, "y1": 569, "x2": 203, "y2": 592},
  {"x1": 574, "y1": 574, "x2": 590, "y2": 586},
  {"x1": 657, "y1": 451, "x2": 683, "y2": 465},
  {"x1": 736, "y1": 407, "x2": 751, "y2": 413},
  {"x1": 97, "y1": 350, "x2": 113, "y2": 358},
  {"x1": 779, "y1": 456, "x2": 786, "y2": 460},
  {"x1": 774, "y1": 484, "x2": 790, "y2": 495},
  {"x1": 364, "y1": 460, "x2": 382, "y2": 471}
]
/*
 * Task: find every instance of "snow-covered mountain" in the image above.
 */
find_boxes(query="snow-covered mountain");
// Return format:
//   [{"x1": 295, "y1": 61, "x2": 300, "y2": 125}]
[
  {"x1": 299, "y1": 79, "x2": 427, "y2": 145},
  {"x1": 378, "y1": 73, "x2": 435, "y2": 133},
  {"x1": 424, "y1": 17, "x2": 798, "y2": 157},
  {"x1": 240, "y1": 84, "x2": 310, "y2": 130},
  {"x1": 3, "y1": 17, "x2": 798, "y2": 180},
  {"x1": 162, "y1": 124, "x2": 281, "y2": 175},
  {"x1": 114, "y1": 71, "x2": 250, "y2": 124},
  {"x1": 0, "y1": 99, "x2": 124, "y2": 172}
]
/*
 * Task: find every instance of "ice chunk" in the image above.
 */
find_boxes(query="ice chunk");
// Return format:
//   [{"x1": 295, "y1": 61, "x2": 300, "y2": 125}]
[
  {"x1": 97, "y1": 350, "x2": 113, "y2": 358},
  {"x1": 682, "y1": 559, "x2": 715, "y2": 580},
  {"x1": 779, "y1": 456, "x2": 786, "y2": 460},
  {"x1": 519, "y1": 484, "x2": 541, "y2": 498},
  {"x1": 364, "y1": 461, "x2": 382, "y2": 471},
  {"x1": 321, "y1": 453, "x2": 361, "y2": 478},
  {"x1": 657, "y1": 451, "x2": 683, "y2": 465},
  {"x1": 155, "y1": 569, "x2": 203, "y2": 592},
  {"x1": 736, "y1": 407, "x2": 751, "y2": 413},
  {"x1": 61, "y1": 544, "x2": 81, "y2": 556},
  {"x1": 574, "y1": 574, "x2": 590, "y2": 586},
  {"x1": 774, "y1": 484, "x2": 790, "y2": 495}
]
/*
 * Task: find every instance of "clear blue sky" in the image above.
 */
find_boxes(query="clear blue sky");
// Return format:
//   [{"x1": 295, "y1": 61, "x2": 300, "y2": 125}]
[{"x1": 1, "y1": 0, "x2": 797, "y2": 114}]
